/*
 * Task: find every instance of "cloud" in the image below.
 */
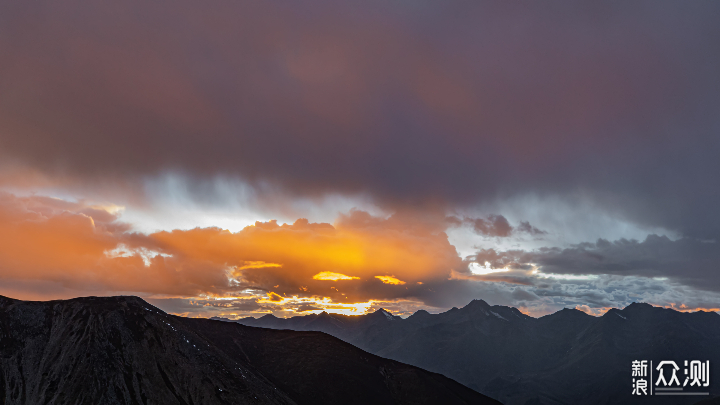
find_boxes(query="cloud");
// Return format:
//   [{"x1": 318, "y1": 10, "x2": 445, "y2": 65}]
[
  {"x1": 0, "y1": 192, "x2": 234, "y2": 297},
  {"x1": 375, "y1": 276, "x2": 406, "y2": 285},
  {"x1": 470, "y1": 235, "x2": 720, "y2": 293},
  {"x1": 516, "y1": 221, "x2": 548, "y2": 236},
  {"x1": 239, "y1": 261, "x2": 283, "y2": 270},
  {"x1": 146, "y1": 209, "x2": 464, "y2": 304},
  {"x1": 0, "y1": 1, "x2": 718, "y2": 240},
  {"x1": 295, "y1": 304, "x2": 323, "y2": 312},
  {"x1": 266, "y1": 292, "x2": 284, "y2": 302},
  {"x1": 1, "y1": 190, "x2": 720, "y2": 319},
  {"x1": 466, "y1": 215, "x2": 513, "y2": 237},
  {"x1": 0, "y1": 193, "x2": 465, "y2": 306},
  {"x1": 450, "y1": 215, "x2": 547, "y2": 238},
  {"x1": 313, "y1": 272, "x2": 360, "y2": 281}
]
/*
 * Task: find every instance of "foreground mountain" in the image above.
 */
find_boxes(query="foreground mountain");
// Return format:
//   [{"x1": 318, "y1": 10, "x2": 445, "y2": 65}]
[
  {"x1": 0, "y1": 295, "x2": 499, "y2": 405},
  {"x1": 230, "y1": 300, "x2": 720, "y2": 405}
]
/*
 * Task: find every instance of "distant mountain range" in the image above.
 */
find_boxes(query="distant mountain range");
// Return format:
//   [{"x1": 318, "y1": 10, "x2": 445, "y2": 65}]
[
  {"x1": 0, "y1": 295, "x2": 499, "y2": 405},
  {"x1": 223, "y1": 299, "x2": 720, "y2": 405}
]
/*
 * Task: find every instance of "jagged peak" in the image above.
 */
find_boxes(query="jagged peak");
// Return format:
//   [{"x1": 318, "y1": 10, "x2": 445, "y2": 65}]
[
  {"x1": 371, "y1": 308, "x2": 396, "y2": 320},
  {"x1": 406, "y1": 309, "x2": 431, "y2": 321},
  {"x1": 463, "y1": 299, "x2": 490, "y2": 309},
  {"x1": 624, "y1": 302, "x2": 654, "y2": 310},
  {"x1": 459, "y1": 299, "x2": 493, "y2": 317}
]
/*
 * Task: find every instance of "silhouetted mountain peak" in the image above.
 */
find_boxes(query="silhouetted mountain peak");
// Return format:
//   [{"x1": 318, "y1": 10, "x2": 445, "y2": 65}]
[
  {"x1": 618, "y1": 302, "x2": 657, "y2": 317},
  {"x1": 371, "y1": 308, "x2": 396, "y2": 320},
  {"x1": 457, "y1": 299, "x2": 497, "y2": 319},
  {"x1": 624, "y1": 302, "x2": 654, "y2": 310},
  {"x1": 408, "y1": 309, "x2": 431, "y2": 318},
  {"x1": 464, "y1": 299, "x2": 490, "y2": 309},
  {"x1": 537, "y1": 307, "x2": 595, "y2": 330},
  {"x1": 259, "y1": 313, "x2": 279, "y2": 320},
  {"x1": 558, "y1": 307, "x2": 592, "y2": 317}
]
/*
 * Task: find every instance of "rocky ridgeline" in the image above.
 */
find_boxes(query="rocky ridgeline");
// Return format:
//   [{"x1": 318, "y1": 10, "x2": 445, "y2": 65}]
[{"x1": 0, "y1": 295, "x2": 498, "y2": 405}]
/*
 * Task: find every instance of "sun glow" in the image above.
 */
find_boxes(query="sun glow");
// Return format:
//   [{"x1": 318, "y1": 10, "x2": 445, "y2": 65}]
[
  {"x1": 252, "y1": 293, "x2": 376, "y2": 316},
  {"x1": 300, "y1": 298, "x2": 376, "y2": 316},
  {"x1": 469, "y1": 262, "x2": 509, "y2": 275}
]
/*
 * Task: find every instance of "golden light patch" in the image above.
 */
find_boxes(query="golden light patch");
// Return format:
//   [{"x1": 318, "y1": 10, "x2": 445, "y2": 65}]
[
  {"x1": 266, "y1": 292, "x2": 284, "y2": 302},
  {"x1": 375, "y1": 275, "x2": 406, "y2": 285},
  {"x1": 238, "y1": 261, "x2": 283, "y2": 270},
  {"x1": 312, "y1": 271, "x2": 360, "y2": 281},
  {"x1": 287, "y1": 297, "x2": 376, "y2": 316}
]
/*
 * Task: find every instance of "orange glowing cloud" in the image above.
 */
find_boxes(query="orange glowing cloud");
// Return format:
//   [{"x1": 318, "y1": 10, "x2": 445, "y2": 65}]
[
  {"x1": 0, "y1": 193, "x2": 234, "y2": 299},
  {"x1": 375, "y1": 276, "x2": 406, "y2": 285},
  {"x1": 313, "y1": 272, "x2": 360, "y2": 281},
  {"x1": 0, "y1": 193, "x2": 463, "y2": 305},
  {"x1": 145, "y1": 210, "x2": 463, "y2": 303},
  {"x1": 265, "y1": 292, "x2": 284, "y2": 302},
  {"x1": 238, "y1": 261, "x2": 283, "y2": 270},
  {"x1": 662, "y1": 303, "x2": 720, "y2": 313}
]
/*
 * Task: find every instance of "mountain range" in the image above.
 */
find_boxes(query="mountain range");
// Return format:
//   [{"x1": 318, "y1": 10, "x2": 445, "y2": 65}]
[
  {"x1": 225, "y1": 299, "x2": 720, "y2": 405},
  {"x1": 0, "y1": 295, "x2": 499, "y2": 405}
]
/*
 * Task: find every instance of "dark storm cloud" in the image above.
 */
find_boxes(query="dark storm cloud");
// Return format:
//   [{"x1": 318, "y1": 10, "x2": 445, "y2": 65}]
[
  {"x1": 468, "y1": 215, "x2": 513, "y2": 237},
  {"x1": 474, "y1": 236, "x2": 720, "y2": 292},
  {"x1": 1, "y1": 1, "x2": 719, "y2": 239},
  {"x1": 516, "y1": 221, "x2": 547, "y2": 236},
  {"x1": 447, "y1": 215, "x2": 547, "y2": 237}
]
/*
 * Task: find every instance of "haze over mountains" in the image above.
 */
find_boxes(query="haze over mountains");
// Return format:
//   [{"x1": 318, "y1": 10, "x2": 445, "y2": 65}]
[
  {"x1": 0, "y1": 295, "x2": 498, "y2": 405},
  {"x1": 226, "y1": 300, "x2": 720, "y2": 405}
]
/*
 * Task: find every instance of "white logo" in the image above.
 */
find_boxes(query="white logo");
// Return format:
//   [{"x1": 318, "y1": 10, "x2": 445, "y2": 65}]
[{"x1": 632, "y1": 360, "x2": 710, "y2": 397}]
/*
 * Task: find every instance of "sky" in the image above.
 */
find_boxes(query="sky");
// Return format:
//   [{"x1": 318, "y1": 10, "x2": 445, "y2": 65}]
[{"x1": 1, "y1": 1, "x2": 719, "y2": 318}]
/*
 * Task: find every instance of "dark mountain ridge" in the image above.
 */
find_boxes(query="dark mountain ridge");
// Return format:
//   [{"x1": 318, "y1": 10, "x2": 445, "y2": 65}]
[
  {"x1": 229, "y1": 299, "x2": 720, "y2": 405},
  {"x1": 0, "y1": 295, "x2": 499, "y2": 405}
]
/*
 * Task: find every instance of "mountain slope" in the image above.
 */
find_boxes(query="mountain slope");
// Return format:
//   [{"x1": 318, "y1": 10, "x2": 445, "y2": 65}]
[{"x1": 0, "y1": 295, "x2": 500, "y2": 405}]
